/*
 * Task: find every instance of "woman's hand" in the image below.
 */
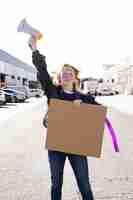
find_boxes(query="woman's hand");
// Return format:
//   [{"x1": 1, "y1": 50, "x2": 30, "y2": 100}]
[
  {"x1": 28, "y1": 36, "x2": 37, "y2": 51},
  {"x1": 73, "y1": 99, "x2": 82, "y2": 106}
]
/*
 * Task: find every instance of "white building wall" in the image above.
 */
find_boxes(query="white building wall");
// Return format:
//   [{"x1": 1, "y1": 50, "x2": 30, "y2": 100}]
[
  {"x1": 0, "y1": 60, "x2": 37, "y2": 87},
  {"x1": 103, "y1": 64, "x2": 133, "y2": 94}
]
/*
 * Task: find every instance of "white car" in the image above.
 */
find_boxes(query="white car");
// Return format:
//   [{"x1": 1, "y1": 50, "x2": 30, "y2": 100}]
[
  {"x1": 0, "y1": 90, "x2": 6, "y2": 105},
  {"x1": 87, "y1": 88, "x2": 97, "y2": 96},
  {"x1": 29, "y1": 88, "x2": 44, "y2": 98},
  {"x1": 96, "y1": 87, "x2": 116, "y2": 96}
]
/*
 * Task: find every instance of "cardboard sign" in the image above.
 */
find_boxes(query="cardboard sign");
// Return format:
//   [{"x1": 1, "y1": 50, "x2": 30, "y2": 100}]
[{"x1": 45, "y1": 99, "x2": 107, "y2": 158}]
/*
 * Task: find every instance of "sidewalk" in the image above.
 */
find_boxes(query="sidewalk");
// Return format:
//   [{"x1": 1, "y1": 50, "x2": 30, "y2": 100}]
[
  {"x1": 96, "y1": 94, "x2": 133, "y2": 115},
  {"x1": 0, "y1": 96, "x2": 47, "y2": 126}
]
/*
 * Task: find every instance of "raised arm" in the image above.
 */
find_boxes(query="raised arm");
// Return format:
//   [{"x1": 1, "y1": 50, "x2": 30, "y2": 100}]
[{"x1": 32, "y1": 50, "x2": 57, "y2": 100}]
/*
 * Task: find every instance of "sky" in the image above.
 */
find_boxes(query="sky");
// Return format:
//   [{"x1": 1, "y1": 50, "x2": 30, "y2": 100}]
[{"x1": 1, "y1": 0, "x2": 133, "y2": 78}]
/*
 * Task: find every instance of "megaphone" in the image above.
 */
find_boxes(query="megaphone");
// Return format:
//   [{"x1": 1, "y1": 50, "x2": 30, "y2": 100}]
[{"x1": 17, "y1": 18, "x2": 43, "y2": 40}]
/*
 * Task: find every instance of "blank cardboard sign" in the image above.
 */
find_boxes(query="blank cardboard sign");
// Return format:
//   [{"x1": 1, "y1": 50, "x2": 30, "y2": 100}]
[{"x1": 45, "y1": 99, "x2": 107, "y2": 158}]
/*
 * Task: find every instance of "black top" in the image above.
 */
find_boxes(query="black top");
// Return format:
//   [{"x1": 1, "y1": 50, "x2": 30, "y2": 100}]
[{"x1": 32, "y1": 50, "x2": 99, "y2": 105}]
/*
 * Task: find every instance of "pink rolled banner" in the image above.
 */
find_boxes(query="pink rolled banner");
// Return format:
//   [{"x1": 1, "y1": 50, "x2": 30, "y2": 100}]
[{"x1": 105, "y1": 117, "x2": 120, "y2": 152}]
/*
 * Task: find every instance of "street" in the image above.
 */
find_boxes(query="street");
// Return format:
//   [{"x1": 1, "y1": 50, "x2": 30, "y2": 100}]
[{"x1": 0, "y1": 95, "x2": 133, "y2": 199}]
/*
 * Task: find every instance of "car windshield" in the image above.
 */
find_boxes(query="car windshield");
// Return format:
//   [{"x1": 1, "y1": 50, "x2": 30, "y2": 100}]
[
  {"x1": 5, "y1": 88, "x2": 24, "y2": 94},
  {"x1": 3, "y1": 89, "x2": 15, "y2": 94},
  {"x1": 7, "y1": 87, "x2": 22, "y2": 90}
]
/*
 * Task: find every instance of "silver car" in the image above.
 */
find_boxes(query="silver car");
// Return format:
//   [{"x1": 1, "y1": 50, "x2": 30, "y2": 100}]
[
  {"x1": 6, "y1": 86, "x2": 30, "y2": 99},
  {"x1": 2, "y1": 88, "x2": 26, "y2": 102},
  {"x1": 0, "y1": 90, "x2": 6, "y2": 105},
  {"x1": 29, "y1": 88, "x2": 44, "y2": 98}
]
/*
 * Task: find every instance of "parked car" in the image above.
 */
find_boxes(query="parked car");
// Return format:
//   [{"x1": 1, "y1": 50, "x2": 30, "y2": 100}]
[
  {"x1": 87, "y1": 88, "x2": 98, "y2": 96},
  {"x1": 29, "y1": 88, "x2": 44, "y2": 98},
  {"x1": 6, "y1": 86, "x2": 30, "y2": 99},
  {"x1": 2, "y1": 88, "x2": 26, "y2": 102},
  {"x1": 0, "y1": 89, "x2": 16, "y2": 103},
  {"x1": 114, "y1": 90, "x2": 119, "y2": 95},
  {"x1": 96, "y1": 87, "x2": 116, "y2": 96},
  {"x1": 0, "y1": 90, "x2": 6, "y2": 105}
]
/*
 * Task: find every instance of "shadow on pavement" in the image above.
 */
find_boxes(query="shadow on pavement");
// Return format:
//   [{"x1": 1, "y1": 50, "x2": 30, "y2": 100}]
[
  {"x1": 24, "y1": 101, "x2": 30, "y2": 103},
  {"x1": 0, "y1": 104, "x2": 17, "y2": 108},
  {"x1": 0, "y1": 106, "x2": 10, "y2": 109},
  {"x1": 5, "y1": 104, "x2": 17, "y2": 106}
]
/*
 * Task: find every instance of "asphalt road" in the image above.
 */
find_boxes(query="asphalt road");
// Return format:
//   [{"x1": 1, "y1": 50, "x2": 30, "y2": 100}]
[{"x1": 0, "y1": 97, "x2": 133, "y2": 199}]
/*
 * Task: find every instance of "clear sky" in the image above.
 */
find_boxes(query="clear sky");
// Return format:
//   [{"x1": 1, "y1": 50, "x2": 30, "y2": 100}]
[{"x1": 1, "y1": 0, "x2": 133, "y2": 78}]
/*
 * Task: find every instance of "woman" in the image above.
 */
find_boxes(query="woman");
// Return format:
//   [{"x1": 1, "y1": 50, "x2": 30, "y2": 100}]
[{"x1": 29, "y1": 37, "x2": 98, "y2": 200}]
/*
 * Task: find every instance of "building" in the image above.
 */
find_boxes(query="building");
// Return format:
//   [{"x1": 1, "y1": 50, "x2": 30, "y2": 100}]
[
  {"x1": 0, "y1": 49, "x2": 37, "y2": 88},
  {"x1": 103, "y1": 64, "x2": 133, "y2": 94}
]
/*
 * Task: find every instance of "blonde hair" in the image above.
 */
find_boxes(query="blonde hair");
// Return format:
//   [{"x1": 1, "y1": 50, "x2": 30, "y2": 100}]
[
  {"x1": 58, "y1": 64, "x2": 80, "y2": 91},
  {"x1": 62, "y1": 64, "x2": 80, "y2": 79}
]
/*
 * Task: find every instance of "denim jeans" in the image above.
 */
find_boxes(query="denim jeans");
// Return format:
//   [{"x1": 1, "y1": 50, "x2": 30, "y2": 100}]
[{"x1": 48, "y1": 150, "x2": 94, "y2": 200}]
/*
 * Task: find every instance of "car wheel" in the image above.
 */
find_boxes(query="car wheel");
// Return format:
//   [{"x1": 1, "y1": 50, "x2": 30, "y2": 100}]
[
  {"x1": 14, "y1": 97, "x2": 19, "y2": 103},
  {"x1": 19, "y1": 99, "x2": 25, "y2": 103},
  {"x1": 95, "y1": 91, "x2": 98, "y2": 96},
  {"x1": 11, "y1": 96, "x2": 16, "y2": 103},
  {"x1": 35, "y1": 94, "x2": 40, "y2": 98}
]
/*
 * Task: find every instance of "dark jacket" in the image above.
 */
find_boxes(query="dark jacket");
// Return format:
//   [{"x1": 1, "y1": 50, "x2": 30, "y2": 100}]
[{"x1": 32, "y1": 50, "x2": 99, "y2": 105}]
